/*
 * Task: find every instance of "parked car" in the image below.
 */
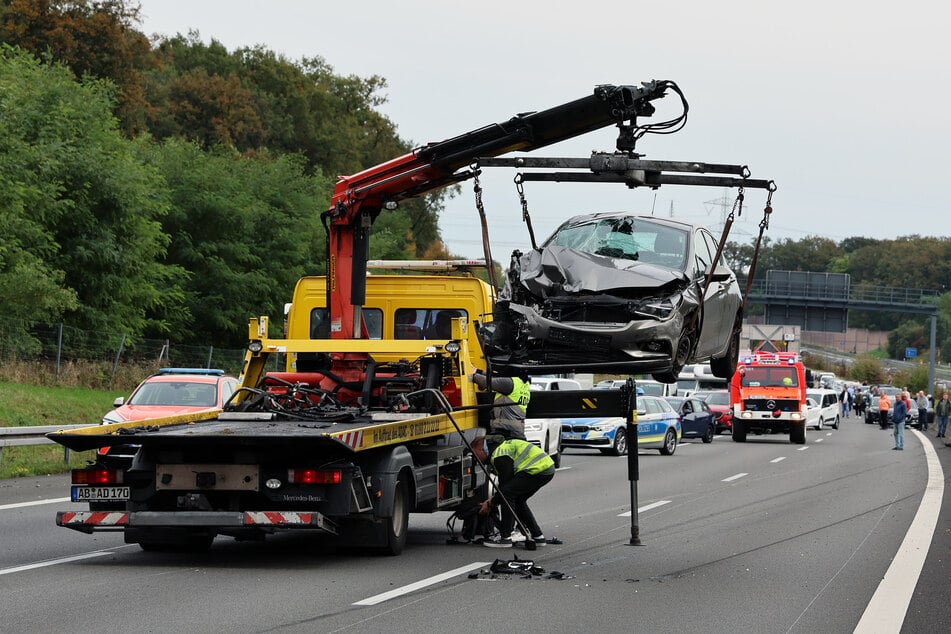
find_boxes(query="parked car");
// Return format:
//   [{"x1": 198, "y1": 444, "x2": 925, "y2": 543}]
[
  {"x1": 595, "y1": 379, "x2": 629, "y2": 389},
  {"x1": 103, "y1": 368, "x2": 238, "y2": 424},
  {"x1": 638, "y1": 379, "x2": 677, "y2": 397},
  {"x1": 560, "y1": 395, "x2": 680, "y2": 456},
  {"x1": 99, "y1": 368, "x2": 238, "y2": 471},
  {"x1": 806, "y1": 388, "x2": 840, "y2": 430},
  {"x1": 665, "y1": 396, "x2": 716, "y2": 443},
  {"x1": 864, "y1": 386, "x2": 908, "y2": 427},
  {"x1": 484, "y1": 214, "x2": 743, "y2": 382},
  {"x1": 523, "y1": 376, "x2": 580, "y2": 466},
  {"x1": 693, "y1": 389, "x2": 733, "y2": 434}
]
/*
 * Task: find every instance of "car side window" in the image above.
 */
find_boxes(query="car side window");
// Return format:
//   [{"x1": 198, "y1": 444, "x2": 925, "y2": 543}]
[{"x1": 694, "y1": 229, "x2": 714, "y2": 276}]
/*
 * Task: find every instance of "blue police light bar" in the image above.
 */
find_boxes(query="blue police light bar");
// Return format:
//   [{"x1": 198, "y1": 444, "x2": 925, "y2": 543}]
[
  {"x1": 741, "y1": 356, "x2": 753, "y2": 365},
  {"x1": 158, "y1": 368, "x2": 226, "y2": 376}
]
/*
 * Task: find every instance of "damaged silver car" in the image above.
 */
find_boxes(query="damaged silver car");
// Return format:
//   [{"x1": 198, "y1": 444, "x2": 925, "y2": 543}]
[{"x1": 482, "y1": 213, "x2": 742, "y2": 382}]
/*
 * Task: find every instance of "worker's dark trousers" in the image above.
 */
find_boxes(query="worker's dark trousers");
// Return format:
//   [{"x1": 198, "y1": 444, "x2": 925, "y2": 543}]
[{"x1": 497, "y1": 470, "x2": 554, "y2": 539}]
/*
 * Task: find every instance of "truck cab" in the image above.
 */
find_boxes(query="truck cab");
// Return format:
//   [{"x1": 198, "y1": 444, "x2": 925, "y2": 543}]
[{"x1": 731, "y1": 351, "x2": 808, "y2": 444}]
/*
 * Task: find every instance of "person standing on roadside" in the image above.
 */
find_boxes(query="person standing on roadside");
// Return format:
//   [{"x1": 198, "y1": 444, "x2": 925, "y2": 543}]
[
  {"x1": 892, "y1": 394, "x2": 908, "y2": 450},
  {"x1": 840, "y1": 386, "x2": 852, "y2": 418},
  {"x1": 878, "y1": 392, "x2": 892, "y2": 430},
  {"x1": 915, "y1": 390, "x2": 930, "y2": 431},
  {"x1": 936, "y1": 392, "x2": 950, "y2": 439}
]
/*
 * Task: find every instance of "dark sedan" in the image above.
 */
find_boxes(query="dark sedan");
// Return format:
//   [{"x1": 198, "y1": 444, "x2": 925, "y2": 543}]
[
  {"x1": 666, "y1": 396, "x2": 716, "y2": 443},
  {"x1": 483, "y1": 214, "x2": 743, "y2": 382}
]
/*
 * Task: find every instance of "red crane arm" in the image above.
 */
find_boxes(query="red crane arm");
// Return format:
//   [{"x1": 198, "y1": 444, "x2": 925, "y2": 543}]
[{"x1": 322, "y1": 82, "x2": 673, "y2": 339}]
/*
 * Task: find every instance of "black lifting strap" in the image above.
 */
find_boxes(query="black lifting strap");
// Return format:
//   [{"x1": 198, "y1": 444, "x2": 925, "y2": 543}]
[
  {"x1": 515, "y1": 174, "x2": 538, "y2": 250},
  {"x1": 471, "y1": 163, "x2": 499, "y2": 292},
  {"x1": 741, "y1": 190, "x2": 774, "y2": 316},
  {"x1": 687, "y1": 188, "x2": 744, "y2": 334}
]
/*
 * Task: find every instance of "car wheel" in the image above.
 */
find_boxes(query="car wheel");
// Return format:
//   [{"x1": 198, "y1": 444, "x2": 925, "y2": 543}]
[
  {"x1": 652, "y1": 323, "x2": 696, "y2": 383},
  {"x1": 732, "y1": 419, "x2": 747, "y2": 442},
  {"x1": 702, "y1": 423, "x2": 715, "y2": 443},
  {"x1": 710, "y1": 314, "x2": 741, "y2": 379},
  {"x1": 659, "y1": 428, "x2": 677, "y2": 455},
  {"x1": 832, "y1": 415, "x2": 840, "y2": 430},
  {"x1": 815, "y1": 418, "x2": 823, "y2": 431},
  {"x1": 610, "y1": 428, "x2": 628, "y2": 456}
]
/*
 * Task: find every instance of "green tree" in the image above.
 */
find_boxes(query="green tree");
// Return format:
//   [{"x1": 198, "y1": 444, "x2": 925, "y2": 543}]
[
  {"x1": 0, "y1": 46, "x2": 176, "y2": 341},
  {"x1": 849, "y1": 355, "x2": 885, "y2": 384},
  {"x1": 0, "y1": 0, "x2": 154, "y2": 134},
  {"x1": 140, "y1": 139, "x2": 330, "y2": 345}
]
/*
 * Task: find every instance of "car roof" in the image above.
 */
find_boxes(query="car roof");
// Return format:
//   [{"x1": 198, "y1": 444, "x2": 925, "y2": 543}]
[{"x1": 558, "y1": 211, "x2": 700, "y2": 232}]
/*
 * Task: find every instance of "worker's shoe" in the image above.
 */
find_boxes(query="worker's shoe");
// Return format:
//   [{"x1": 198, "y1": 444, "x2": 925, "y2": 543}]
[
  {"x1": 483, "y1": 535, "x2": 513, "y2": 548},
  {"x1": 509, "y1": 530, "x2": 526, "y2": 543}
]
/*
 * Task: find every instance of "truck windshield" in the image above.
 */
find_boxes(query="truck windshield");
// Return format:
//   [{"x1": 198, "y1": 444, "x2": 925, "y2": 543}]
[{"x1": 741, "y1": 367, "x2": 798, "y2": 387}]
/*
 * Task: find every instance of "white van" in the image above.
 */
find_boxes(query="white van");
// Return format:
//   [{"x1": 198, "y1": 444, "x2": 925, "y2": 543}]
[
  {"x1": 806, "y1": 388, "x2": 840, "y2": 430},
  {"x1": 524, "y1": 377, "x2": 580, "y2": 466}
]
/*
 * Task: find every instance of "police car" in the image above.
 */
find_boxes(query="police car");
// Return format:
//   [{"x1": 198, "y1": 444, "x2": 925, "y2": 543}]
[{"x1": 560, "y1": 395, "x2": 681, "y2": 456}]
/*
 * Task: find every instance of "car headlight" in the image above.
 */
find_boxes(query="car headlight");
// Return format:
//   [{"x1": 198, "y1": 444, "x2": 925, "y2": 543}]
[
  {"x1": 524, "y1": 420, "x2": 543, "y2": 432},
  {"x1": 101, "y1": 411, "x2": 125, "y2": 425},
  {"x1": 591, "y1": 421, "x2": 615, "y2": 432},
  {"x1": 637, "y1": 296, "x2": 677, "y2": 319}
]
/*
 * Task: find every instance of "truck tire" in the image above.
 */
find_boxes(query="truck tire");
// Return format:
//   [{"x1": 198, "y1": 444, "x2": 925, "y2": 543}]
[
  {"x1": 732, "y1": 419, "x2": 747, "y2": 442},
  {"x1": 790, "y1": 422, "x2": 806, "y2": 444},
  {"x1": 379, "y1": 479, "x2": 409, "y2": 556},
  {"x1": 659, "y1": 428, "x2": 677, "y2": 455}
]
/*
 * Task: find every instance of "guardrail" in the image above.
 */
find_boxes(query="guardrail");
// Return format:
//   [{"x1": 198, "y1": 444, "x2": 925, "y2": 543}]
[{"x1": 0, "y1": 425, "x2": 97, "y2": 467}]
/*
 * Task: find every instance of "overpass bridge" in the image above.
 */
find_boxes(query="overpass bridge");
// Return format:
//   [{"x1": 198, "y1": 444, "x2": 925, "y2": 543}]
[{"x1": 742, "y1": 276, "x2": 940, "y2": 388}]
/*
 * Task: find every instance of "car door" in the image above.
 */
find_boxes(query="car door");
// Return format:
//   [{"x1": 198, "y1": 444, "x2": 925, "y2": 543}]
[
  {"x1": 680, "y1": 398, "x2": 706, "y2": 437},
  {"x1": 693, "y1": 229, "x2": 730, "y2": 356}
]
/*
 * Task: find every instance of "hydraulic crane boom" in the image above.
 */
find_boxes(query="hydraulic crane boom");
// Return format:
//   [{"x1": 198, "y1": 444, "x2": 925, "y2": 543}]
[{"x1": 321, "y1": 82, "x2": 673, "y2": 340}]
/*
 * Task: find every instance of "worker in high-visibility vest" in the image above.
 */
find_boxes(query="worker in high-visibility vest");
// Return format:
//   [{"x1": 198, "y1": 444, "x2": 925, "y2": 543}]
[
  {"x1": 470, "y1": 369, "x2": 530, "y2": 440},
  {"x1": 470, "y1": 434, "x2": 555, "y2": 548}
]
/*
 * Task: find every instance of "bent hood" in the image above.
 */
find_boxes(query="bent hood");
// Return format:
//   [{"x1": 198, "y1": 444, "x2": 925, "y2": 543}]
[{"x1": 518, "y1": 245, "x2": 686, "y2": 297}]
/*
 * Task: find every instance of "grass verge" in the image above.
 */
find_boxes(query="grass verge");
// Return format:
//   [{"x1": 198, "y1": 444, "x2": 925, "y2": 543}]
[{"x1": 0, "y1": 381, "x2": 124, "y2": 479}]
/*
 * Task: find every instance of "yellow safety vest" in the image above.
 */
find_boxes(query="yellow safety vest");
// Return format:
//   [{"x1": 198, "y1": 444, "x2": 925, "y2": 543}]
[
  {"x1": 491, "y1": 438, "x2": 555, "y2": 475},
  {"x1": 495, "y1": 377, "x2": 530, "y2": 416}
]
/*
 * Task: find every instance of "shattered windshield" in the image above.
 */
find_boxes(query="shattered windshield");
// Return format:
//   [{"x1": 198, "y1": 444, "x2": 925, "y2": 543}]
[{"x1": 547, "y1": 216, "x2": 687, "y2": 269}]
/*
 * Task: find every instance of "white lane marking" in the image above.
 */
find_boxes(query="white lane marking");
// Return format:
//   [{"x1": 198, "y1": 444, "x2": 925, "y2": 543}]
[
  {"x1": 0, "y1": 551, "x2": 111, "y2": 576},
  {"x1": 798, "y1": 446, "x2": 809, "y2": 451},
  {"x1": 826, "y1": 432, "x2": 834, "y2": 436},
  {"x1": 353, "y1": 562, "x2": 490, "y2": 606},
  {"x1": 618, "y1": 500, "x2": 671, "y2": 517},
  {"x1": 815, "y1": 438, "x2": 824, "y2": 443},
  {"x1": 770, "y1": 457, "x2": 787, "y2": 463},
  {"x1": 0, "y1": 497, "x2": 70, "y2": 511},
  {"x1": 722, "y1": 473, "x2": 748, "y2": 482},
  {"x1": 855, "y1": 430, "x2": 944, "y2": 632}
]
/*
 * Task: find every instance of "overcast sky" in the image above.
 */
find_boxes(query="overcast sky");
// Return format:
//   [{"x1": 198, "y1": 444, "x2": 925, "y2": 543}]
[{"x1": 137, "y1": 1, "x2": 949, "y2": 259}]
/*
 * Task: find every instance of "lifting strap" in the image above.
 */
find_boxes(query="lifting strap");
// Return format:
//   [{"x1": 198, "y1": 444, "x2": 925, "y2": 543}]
[
  {"x1": 514, "y1": 174, "x2": 539, "y2": 250},
  {"x1": 741, "y1": 190, "x2": 774, "y2": 316},
  {"x1": 471, "y1": 164, "x2": 499, "y2": 292}
]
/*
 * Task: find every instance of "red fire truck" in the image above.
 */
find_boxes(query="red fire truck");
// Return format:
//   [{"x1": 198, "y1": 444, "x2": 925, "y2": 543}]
[{"x1": 730, "y1": 351, "x2": 807, "y2": 444}]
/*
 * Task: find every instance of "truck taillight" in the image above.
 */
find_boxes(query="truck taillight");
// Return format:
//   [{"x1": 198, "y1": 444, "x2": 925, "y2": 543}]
[
  {"x1": 288, "y1": 469, "x2": 342, "y2": 484},
  {"x1": 72, "y1": 467, "x2": 122, "y2": 485}
]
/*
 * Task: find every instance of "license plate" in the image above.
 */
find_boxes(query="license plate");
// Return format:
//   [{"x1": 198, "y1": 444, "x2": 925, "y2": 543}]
[
  {"x1": 71, "y1": 486, "x2": 130, "y2": 502},
  {"x1": 563, "y1": 432, "x2": 582, "y2": 440}
]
